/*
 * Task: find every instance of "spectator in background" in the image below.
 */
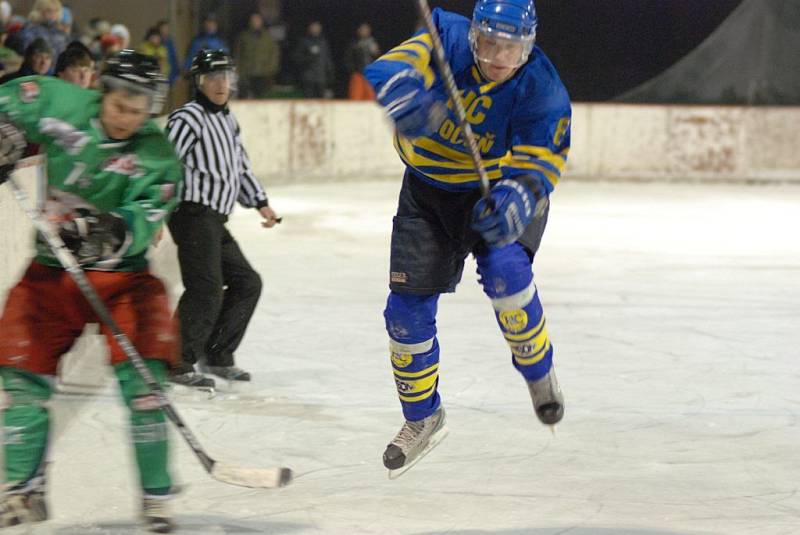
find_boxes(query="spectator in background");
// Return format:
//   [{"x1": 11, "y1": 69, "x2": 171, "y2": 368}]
[
  {"x1": 345, "y1": 23, "x2": 379, "y2": 101},
  {"x1": 0, "y1": 22, "x2": 22, "y2": 76},
  {"x1": 82, "y1": 17, "x2": 111, "y2": 59},
  {"x1": 184, "y1": 13, "x2": 228, "y2": 73},
  {"x1": 100, "y1": 32, "x2": 123, "y2": 58},
  {"x1": 109, "y1": 24, "x2": 130, "y2": 50},
  {"x1": 291, "y1": 20, "x2": 334, "y2": 98},
  {"x1": 0, "y1": 37, "x2": 53, "y2": 84},
  {"x1": 140, "y1": 27, "x2": 167, "y2": 76},
  {"x1": 236, "y1": 12, "x2": 279, "y2": 98},
  {"x1": 0, "y1": 2, "x2": 11, "y2": 27},
  {"x1": 7, "y1": 0, "x2": 67, "y2": 61},
  {"x1": 55, "y1": 41, "x2": 94, "y2": 88},
  {"x1": 157, "y1": 20, "x2": 180, "y2": 86},
  {"x1": 57, "y1": 5, "x2": 73, "y2": 38}
]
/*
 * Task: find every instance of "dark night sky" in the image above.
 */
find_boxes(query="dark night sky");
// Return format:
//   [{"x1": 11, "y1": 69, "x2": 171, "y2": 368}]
[{"x1": 229, "y1": 0, "x2": 746, "y2": 101}]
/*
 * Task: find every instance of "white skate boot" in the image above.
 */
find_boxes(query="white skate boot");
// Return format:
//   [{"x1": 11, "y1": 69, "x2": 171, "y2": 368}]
[
  {"x1": 142, "y1": 492, "x2": 175, "y2": 533},
  {"x1": 0, "y1": 474, "x2": 48, "y2": 528},
  {"x1": 527, "y1": 366, "x2": 564, "y2": 426},
  {"x1": 383, "y1": 406, "x2": 448, "y2": 478}
]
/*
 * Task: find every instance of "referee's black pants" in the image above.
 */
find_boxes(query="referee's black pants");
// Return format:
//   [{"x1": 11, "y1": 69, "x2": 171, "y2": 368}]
[{"x1": 168, "y1": 202, "x2": 262, "y2": 373}]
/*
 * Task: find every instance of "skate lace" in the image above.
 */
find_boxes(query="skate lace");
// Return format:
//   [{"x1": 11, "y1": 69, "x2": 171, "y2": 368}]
[
  {"x1": 529, "y1": 373, "x2": 560, "y2": 402},
  {"x1": 393, "y1": 419, "x2": 427, "y2": 448}
]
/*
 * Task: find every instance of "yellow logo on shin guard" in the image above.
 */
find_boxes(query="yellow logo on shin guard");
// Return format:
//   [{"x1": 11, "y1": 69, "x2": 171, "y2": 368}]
[
  {"x1": 391, "y1": 352, "x2": 414, "y2": 368},
  {"x1": 499, "y1": 309, "x2": 528, "y2": 333}
]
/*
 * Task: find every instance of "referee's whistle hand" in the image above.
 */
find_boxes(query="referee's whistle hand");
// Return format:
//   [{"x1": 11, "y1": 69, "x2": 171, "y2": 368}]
[{"x1": 259, "y1": 205, "x2": 281, "y2": 228}]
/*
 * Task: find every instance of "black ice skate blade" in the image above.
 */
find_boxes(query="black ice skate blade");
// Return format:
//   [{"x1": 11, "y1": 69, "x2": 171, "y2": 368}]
[{"x1": 387, "y1": 426, "x2": 450, "y2": 480}]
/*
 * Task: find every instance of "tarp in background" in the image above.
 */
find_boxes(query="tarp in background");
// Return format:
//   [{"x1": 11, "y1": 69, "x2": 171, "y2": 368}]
[{"x1": 617, "y1": 0, "x2": 800, "y2": 105}]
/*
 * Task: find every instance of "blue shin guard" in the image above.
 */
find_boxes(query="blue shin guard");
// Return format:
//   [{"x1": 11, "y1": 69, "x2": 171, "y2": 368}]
[
  {"x1": 384, "y1": 293, "x2": 441, "y2": 421},
  {"x1": 476, "y1": 244, "x2": 553, "y2": 382}
]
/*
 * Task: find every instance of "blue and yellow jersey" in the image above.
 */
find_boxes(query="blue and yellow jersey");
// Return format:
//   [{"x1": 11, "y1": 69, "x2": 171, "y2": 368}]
[{"x1": 365, "y1": 8, "x2": 571, "y2": 193}]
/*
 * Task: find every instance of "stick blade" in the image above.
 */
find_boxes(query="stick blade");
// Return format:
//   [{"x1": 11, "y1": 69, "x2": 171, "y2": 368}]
[{"x1": 211, "y1": 463, "x2": 293, "y2": 488}]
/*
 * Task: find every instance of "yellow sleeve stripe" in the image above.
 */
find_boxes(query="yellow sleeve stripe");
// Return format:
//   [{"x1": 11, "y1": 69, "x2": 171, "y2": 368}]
[
  {"x1": 378, "y1": 34, "x2": 436, "y2": 88},
  {"x1": 515, "y1": 145, "x2": 569, "y2": 157},
  {"x1": 378, "y1": 51, "x2": 435, "y2": 88},
  {"x1": 513, "y1": 145, "x2": 568, "y2": 172},
  {"x1": 502, "y1": 158, "x2": 561, "y2": 186},
  {"x1": 379, "y1": 51, "x2": 419, "y2": 64},
  {"x1": 390, "y1": 42, "x2": 431, "y2": 59},
  {"x1": 407, "y1": 33, "x2": 433, "y2": 50}
]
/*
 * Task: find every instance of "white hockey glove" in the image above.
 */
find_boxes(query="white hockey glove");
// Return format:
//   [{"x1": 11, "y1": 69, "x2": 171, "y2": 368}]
[
  {"x1": 59, "y1": 209, "x2": 129, "y2": 265},
  {"x1": 0, "y1": 119, "x2": 26, "y2": 185}
]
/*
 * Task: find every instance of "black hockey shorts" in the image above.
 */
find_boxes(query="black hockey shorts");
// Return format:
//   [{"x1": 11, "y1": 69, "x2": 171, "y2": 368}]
[{"x1": 389, "y1": 169, "x2": 549, "y2": 295}]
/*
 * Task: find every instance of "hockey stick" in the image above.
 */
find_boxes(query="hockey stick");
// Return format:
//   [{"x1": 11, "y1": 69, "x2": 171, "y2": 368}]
[
  {"x1": 5, "y1": 177, "x2": 292, "y2": 490},
  {"x1": 415, "y1": 0, "x2": 492, "y2": 201}
]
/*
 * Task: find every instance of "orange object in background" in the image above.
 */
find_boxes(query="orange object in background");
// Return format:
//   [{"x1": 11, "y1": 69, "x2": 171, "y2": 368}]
[{"x1": 348, "y1": 72, "x2": 375, "y2": 101}]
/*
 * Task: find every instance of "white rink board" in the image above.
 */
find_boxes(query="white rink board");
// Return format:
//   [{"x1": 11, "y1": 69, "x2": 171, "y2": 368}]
[{"x1": 232, "y1": 101, "x2": 800, "y2": 184}]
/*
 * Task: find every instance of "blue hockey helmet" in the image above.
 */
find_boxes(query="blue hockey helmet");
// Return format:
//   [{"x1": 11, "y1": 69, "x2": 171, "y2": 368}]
[{"x1": 469, "y1": 0, "x2": 537, "y2": 68}]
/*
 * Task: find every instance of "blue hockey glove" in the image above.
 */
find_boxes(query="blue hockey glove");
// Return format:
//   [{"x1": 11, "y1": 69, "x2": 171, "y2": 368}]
[
  {"x1": 471, "y1": 178, "x2": 548, "y2": 248},
  {"x1": 376, "y1": 69, "x2": 446, "y2": 138}
]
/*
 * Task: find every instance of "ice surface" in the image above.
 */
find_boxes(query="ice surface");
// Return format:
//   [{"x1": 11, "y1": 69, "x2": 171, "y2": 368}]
[{"x1": 30, "y1": 180, "x2": 800, "y2": 534}]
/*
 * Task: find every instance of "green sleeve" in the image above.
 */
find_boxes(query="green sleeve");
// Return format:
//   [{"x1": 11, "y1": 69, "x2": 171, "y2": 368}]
[
  {"x1": 112, "y1": 128, "x2": 182, "y2": 258},
  {"x1": 0, "y1": 76, "x2": 49, "y2": 143}
]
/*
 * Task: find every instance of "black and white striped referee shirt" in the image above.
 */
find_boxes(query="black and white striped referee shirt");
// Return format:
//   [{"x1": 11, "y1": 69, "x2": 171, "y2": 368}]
[{"x1": 166, "y1": 101, "x2": 268, "y2": 215}]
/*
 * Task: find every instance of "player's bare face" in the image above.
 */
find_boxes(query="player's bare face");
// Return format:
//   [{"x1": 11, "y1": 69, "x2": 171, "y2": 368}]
[
  {"x1": 200, "y1": 72, "x2": 233, "y2": 105},
  {"x1": 100, "y1": 91, "x2": 150, "y2": 140},
  {"x1": 475, "y1": 34, "x2": 523, "y2": 82}
]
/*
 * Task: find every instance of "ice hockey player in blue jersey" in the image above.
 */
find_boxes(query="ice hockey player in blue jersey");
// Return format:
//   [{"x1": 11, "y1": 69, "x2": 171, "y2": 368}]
[{"x1": 365, "y1": 0, "x2": 571, "y2": 473}]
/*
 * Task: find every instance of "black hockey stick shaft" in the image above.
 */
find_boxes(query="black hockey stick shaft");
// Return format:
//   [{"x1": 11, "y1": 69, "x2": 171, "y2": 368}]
[
  {"x1": 7, "y1": 177, "x2": 218, "y2": 475},
  {"x1": 415, "y1": 0, "x2": 492, "y2": 201}
]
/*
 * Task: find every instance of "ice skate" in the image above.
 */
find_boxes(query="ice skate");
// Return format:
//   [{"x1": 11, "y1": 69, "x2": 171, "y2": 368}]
[
  {"x1": 0, "y1": 477, "x2": 48, "y2": 528},
  {"x1": 203, "y1": 365, "x2": 251, "y2": 382},
  {"x1": 167, "y1": 368, "x2": 215, "y2": 393},
  {"x1": 142, "y1": 493, "x2": 175, "y2": 533},
  {"x1": 527, "y1": 367, "x2": 564, "y2": 427},
  {"x1": 383, "y1": 406, "x2": 448, "y2": 478}
]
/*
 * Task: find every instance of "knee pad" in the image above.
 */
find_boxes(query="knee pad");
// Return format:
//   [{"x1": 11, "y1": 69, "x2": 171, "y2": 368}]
[
  {"x1": 475, "y1": 243, "x2": 533, "y2": 301},
  {"x1": 383, "y1": 292, "x2": 439, "y2": 344}
]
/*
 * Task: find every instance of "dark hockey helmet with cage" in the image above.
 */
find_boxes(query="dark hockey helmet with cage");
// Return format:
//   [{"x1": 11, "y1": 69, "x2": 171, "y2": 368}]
[
  {"x1": 101, "y1": 49, "x2": 167, "y2": 115},
  {"x1": 190, "y1": 49, "x2": 237, "y2": 93}
]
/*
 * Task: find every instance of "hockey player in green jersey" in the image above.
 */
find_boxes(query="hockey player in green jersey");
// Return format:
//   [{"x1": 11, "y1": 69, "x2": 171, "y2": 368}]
[{"x1": 0, "y1": 50, "x2": 181, "y2": 533}]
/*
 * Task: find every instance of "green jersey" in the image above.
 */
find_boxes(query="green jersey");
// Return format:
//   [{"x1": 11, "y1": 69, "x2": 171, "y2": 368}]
[{"x1": 0, "y1": 76, "x2": 181, "y2": 271}]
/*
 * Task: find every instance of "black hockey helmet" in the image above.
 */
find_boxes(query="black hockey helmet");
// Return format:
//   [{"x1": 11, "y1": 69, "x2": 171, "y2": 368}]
[
  {"x1": 101, "y1": 49, "x2": 167, "y2": 115},
  {"x1": 190, "y1": 48, "x2": 235, "y2": 77}
]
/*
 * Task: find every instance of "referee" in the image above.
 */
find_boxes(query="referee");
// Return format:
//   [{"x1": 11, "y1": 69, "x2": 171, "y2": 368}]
[{"x1": 166, "y1": 49, "x2": 279, "y2": 389}]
